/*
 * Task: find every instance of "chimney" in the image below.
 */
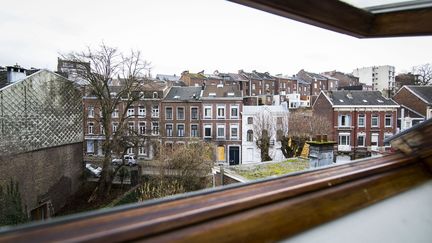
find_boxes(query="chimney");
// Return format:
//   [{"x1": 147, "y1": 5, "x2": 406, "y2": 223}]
[{"x1": 7, "y1": 65, "x2": 27, "y2": 83}]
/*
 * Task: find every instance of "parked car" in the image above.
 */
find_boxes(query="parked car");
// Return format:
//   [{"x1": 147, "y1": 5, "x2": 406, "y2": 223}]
[
  {"x1": 85, "y1": 163, "x2": 102, "y2": 177},
  {"x1": 112, "y1": 155, "x2": 137, "y2": 166}
]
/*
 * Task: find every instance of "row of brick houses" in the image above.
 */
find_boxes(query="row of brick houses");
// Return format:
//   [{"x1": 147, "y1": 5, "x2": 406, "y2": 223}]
[{"x1": 313, "y1": 90, "x2": 399, "y2": 160}]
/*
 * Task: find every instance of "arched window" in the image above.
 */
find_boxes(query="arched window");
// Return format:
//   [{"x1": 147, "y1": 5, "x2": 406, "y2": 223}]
[{"x1": 247, "y1": 130, "x2": 253, "y2": 142}]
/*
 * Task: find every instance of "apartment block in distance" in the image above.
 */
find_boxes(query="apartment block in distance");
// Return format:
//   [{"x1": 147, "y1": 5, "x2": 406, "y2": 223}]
[{"x1": 352, "y1": 65, "x2": 396, "y2": 97}]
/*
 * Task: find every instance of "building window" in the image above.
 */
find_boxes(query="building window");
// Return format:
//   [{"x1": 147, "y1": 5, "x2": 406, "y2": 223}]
[
  {"x1": 247, "y1": 130, "x2": 253, "y2": 142},
  {"x1": 204, "y1": 124, "x2": 212, "y2": 138},
  {"x1": 139, "y1": 122, "x2": 146, "y2": 135},
  {"x1": 88, "y1": 122, "x2": 94, "y2": 134},
  {"x1": 385, "y1": 114, "x2": 392, "y2": 127},
  {"x1": 339, "y1": 134, "x2": 350, "y2": 146},
  {"x1": 217, "y1": 105, "x2": 225, "y2": 119},
  {"x1": 230, "y1": 125, "x2": 239, "y2": 140},
  {"x1": 100, "y1": 124, "x2": 105, "y2": 135},
  {"x1": 191, "y1": 124, "x2": 199, "y2": 137},
  {"x1": 87, "y1": 140, "x2": 94, "y2": 153},
  {"x1": 177, "y1": 124, "x2": 185, "y2": 137},
  {"x1": 152, "y1": 105, "x2": 159, "y2": 118},
  {"x1": 127, "y1": 147, "x2": 134, "y2": 155},
  {"x1": 338, "y1": 114, "x2": 351, "y2": 127},
  {"x1": 247, "y1": 117, "x2": 253, "y2": 124},
  {"x1": 231, "y1": 105, "x2": 239, "y2": 118},
  {"x1": 128, "y1": 122, "x2": 134, "y2": 135},
  {"x1": 165, "y1": 107, "x2": 173, "y2": 120},
  {"x1": 177, "y1": 107, "x2": 185, "y2": 120},
  {"x1": 265, "y1": 83, "x2": 270, "y2": 90},
  {"x1": 371, "y1": 114, "x2": 379, "y2": 127},
  {"x1": 371, "y1": 133, "x2": 379, "y2": 147},
  {"x1": 166, "y1": 124, "x2": 173, "y2": 137},
  {"x1": 88, "y1": 106, "x2": 94, "y2": 118},
  {"x1": 112, "y1": 109, "x2": 119, "y2": 118},
  {"x1": 217, "y1": 124, "x2": 225, "y2": 138},
  {"x1": 153, "y1": 92, "x2": 158, "y2": 99},
  {"x1": 138, "y1": 146, "x2": 146, "y2": 156},
  {"x1": 357, "y1": 134, "x2": 365, "y2": 147},
  {"x1": 127, "y1": 107, "x2": 135, "y2": 117},
  {"x1": 152, "y1": 122, "x2": 159, "y2": 135},
  {"x1": 358, "y1": 114, "x2": 365, "y2": 127},
  {"x1": 252, "y1": 83, "x2": 256, "y2": 90},
  {"x1": 112, "y1": 122, "x2": 118, "y2": 133},
  {"x1": 204, "y1": 105, "x2": 212, "y2": 119},
  {"x1": 138, "y1": 106, "x2": 146, "y2": 117},
  {"x1": 191, "y1": 107, "x2": 198, "y2": 120}
]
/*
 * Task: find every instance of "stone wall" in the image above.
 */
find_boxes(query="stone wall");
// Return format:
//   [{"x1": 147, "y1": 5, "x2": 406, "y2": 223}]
[{"x1": 0, "y1": 142, "x2": 83, "y2": 216}]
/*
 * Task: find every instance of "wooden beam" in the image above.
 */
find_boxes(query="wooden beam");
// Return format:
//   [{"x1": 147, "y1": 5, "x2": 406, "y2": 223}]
[
  {"x1": 228, "y1": 0, "x2": 432, "y2": 38},
  {"x1": 228, "y1": 0, "x2": 374, "y2": 38}
]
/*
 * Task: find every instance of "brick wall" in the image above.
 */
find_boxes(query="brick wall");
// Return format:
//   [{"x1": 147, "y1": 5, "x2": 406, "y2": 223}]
[
  {"x1": 0, "y1": 142, "x2": 83, "y2": 216},
  {"x1": 393, "y1": 87, "x2": 428, "y2": 117}
]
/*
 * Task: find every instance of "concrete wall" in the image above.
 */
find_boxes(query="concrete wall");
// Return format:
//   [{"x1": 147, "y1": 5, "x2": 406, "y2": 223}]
[{"x1": 0, "y1": 142, "x2": 83, "y2": 216}]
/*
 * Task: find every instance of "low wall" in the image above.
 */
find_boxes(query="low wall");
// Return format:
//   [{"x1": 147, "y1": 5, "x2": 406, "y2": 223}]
[{"x1": 0, "y1": 142, "x2": 83, "y2": 217}]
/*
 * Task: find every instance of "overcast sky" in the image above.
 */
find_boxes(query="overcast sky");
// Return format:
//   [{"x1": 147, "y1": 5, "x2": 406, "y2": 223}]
[{"x1": 1, "y1": 0, "x2": 431, "y2": 76}]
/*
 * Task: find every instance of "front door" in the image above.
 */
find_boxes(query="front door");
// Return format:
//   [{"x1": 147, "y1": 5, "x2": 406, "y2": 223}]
[{"x1": 229, "y1": 146, "x2": 240, "y2": 165}]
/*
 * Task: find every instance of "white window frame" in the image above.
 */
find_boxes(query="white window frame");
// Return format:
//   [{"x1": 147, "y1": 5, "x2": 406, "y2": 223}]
[
  {"x1": 87, "y1": 140, "x2": 94, "y2": 153},
  {"x1": 128, "y1": 122, "x2": 135, "y2": 135},
  {"x1": 217, "y1": 124, "x2": 225, "y2": 139},
  {"x1": 88, "y1": 122, "x2": 94, "y2": 135},
  {"x1": 152, "y1": 105, "x2": 159, "y2": 118},
  {"x1": 127, "y1": 107, "x2": 135, "y2": 117},
  {"x1": 177, "y1": 107, "x2": 185, "y2": 120},
  {"x1": 358, "y1": 114, "x2": 365, "y2": 127},
  {"x1": 177, "y1": 124, "x2": 185, "y2": 137},
  {"x1": 230, "y1": 105, "x2": 239, "y2": 119},
  {"x1": 338, "y1": 133, "x2": 350, "y2": 146},
  {"x1": 166, "y1": 123, "x2": 173, "y2": 137},
  {"x1": 217, "y1": 105, "x2": 226, "y2": 119},
  {"x1": 204, "y1": 105, "x2": 212, "y2": 119},
  {"x1": 204, "y1": 124, "x2": 212, "y2": 138},
  {"x1": 371, "y1": 133, "x2": 379, "y2": 147},
  {"x1": 191, "y1": 124, "x2": 199, "y2": 137},
  {"x1": 371, "y1": 114, "x2": 379, "y2": 127},
  {"x1": 191, "y1": 107, "x2": 199, "y2": 120},
  {"x1": 139, "y1": 122, "x2": 146, "y2": 135},
  {"x1": 338, "y1": 114, "x2": 351, "y2": 127},
  {"x1": 230, "y1": 124, "x2": 239, "y2": 140},
  {"x1": 138, "y1": 146, "x2": 146, "y2": 156},
  {"x1": 357, "y1": 133, "x2": 366, "y2": 147},
  {"x1": 385, "y1": 114, "x2": 392, "y2": 127},
  {"x1": 165, "y1": 107, "x2": 173, "y2": 120},
  {"x1": 112, "y1": 109, "x2": 119, "y2": 118},
  {"x1": 138, "y1": 106, "x2": 146, "y2": 117},
  {"x1": 152, "y1": 122, "x2": 159, "y2": 135},
  {"x1": 88, "y1": 106, "x2": 94, "y2": 118}
]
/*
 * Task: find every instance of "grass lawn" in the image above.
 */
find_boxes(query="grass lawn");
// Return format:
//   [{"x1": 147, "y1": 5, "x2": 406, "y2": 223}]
[{"x1": 230, "y1": 158, "x2": 309, "y2": 180}]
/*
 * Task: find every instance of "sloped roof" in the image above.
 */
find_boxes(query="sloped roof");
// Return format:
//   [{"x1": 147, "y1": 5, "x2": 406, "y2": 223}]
[
  {"x1": 239, "y1": 70, "x2": 262, "y2": 80},
  {"x1": 156, "y1": 74, "x2": 180, "y2": 82},
  {"x1": 165, "y1": 86, "x2": 202, "y2": 101},
  {"x1": 326, "y1": 90, "x2": 398, "y2": 106},
  {"x1": 405, "y1": 85, "x2": 432, "y2": 104},
  {"x1": 202, "y1": 85, "x2": 242, "y2": 98},
  {"x1": 253, "y1": 71, "x2": 276, "y2": 81}
]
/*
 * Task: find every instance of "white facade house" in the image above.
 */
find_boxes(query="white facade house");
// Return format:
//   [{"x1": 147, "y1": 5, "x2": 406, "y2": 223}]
[
  {"x1": 285, "y1": 93, "x2": 310, "y2": 108},
  {"x1": 241, "y1": 105, "x2": 289, "y2": 164},
  {"x1": 352, "y1": 65, "x2": 396, "y2": 96}
]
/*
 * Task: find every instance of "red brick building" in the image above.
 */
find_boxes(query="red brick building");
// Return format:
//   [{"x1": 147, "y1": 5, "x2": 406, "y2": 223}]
[
  {"x1": 201, "y1": 84, "x2": 243, "y2": 165},
  {"x1": 160, "y1": 86, "x2": 202, "y2": 147},
  {"x1": 83, "y1": 81, "x2": 170, "y2": 161},
  {"x1": 313, "y1": 90, "x2": 399, "y2": 159}
]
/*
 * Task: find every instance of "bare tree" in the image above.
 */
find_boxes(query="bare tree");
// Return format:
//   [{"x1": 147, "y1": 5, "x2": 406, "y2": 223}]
[
  {"x1": 64, "y1": 43, "x2": 151, "y2": 200},
  {"x1": 280, "y1": 110, "x2": 332, "y2": 158},
  {"x1": 413, "y1": 63, "x2": 432, "y2": 85},
  {"x1": 253, "y1": 109, "x2": 275, "y2": 162}
]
